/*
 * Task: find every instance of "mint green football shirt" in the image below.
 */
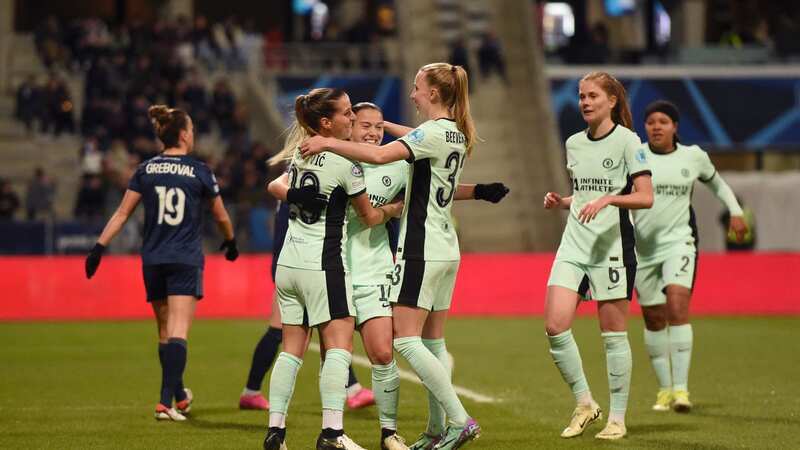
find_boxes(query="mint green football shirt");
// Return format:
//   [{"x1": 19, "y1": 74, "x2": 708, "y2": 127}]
[
  {"x1": 396, "y1": 119, "x2": 467, "y2": 262},
  {"x1": 277, "y1": 149, "x2": 366, "y2": 271},
  {"x1": 632, "y1": 143, "x2": 716, "y2": 266},
  {"x1": 346, "y1": 160, "x2": 407, "y2": 285},
  {"x1": 555, "y1": 124, "x2": 650, "y2": 266}
]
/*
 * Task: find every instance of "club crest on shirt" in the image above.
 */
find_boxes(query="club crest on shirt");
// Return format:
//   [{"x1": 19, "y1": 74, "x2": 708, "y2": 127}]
[
  {"x1": 351, "y1": 163, "x2": 364, "y2": 177},
  {"x1": 681, "y1": 168, "x2": 690, "y2": 177},
  {"x1": 602, "y1": 158, "x2": 614, "y2": 169},
  {"x1": 636, "y1": 149, "x2": 647, "y2": 164},
  {"x1": 407, "y1": 128, "x2": 425, "y2": 144},
  {"x1": 382, "y1": 176, "x2": 392, "y2": 187}
]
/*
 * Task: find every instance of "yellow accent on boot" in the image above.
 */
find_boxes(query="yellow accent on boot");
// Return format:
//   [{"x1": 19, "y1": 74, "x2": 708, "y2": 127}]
[
  {"x1": 673, "y1": 390, "x2": 692, "y2": 412},
  {"x1": 560, "y1": 402, "x2": 602, "y2": 438},
  {"x1": 652, "y1": 388, "x2": 673, "y2": 411},
  {"x1": 595, "y1": 421, "x2": 627, "y2": 440}
]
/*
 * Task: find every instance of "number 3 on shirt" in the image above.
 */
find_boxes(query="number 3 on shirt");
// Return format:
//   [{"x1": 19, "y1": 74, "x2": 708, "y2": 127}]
[
  {"x1": 155, "y1": 186, "x2": 186, "y2": 225},
  {"x1": 436, "y1": 152, "x2": 461, "y2": 207}
]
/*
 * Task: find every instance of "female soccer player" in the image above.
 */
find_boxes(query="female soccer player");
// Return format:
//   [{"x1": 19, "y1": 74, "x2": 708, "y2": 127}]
[
  {"x1": 542, "y1": 72, "x2": 653, "y2": 440},
  {"x1": 239, "y1": 199, "x2": 375, "y2": 412},
  {"x1": 633, "y1": 100, "x2": 747, "y2": 413},
  {"x1": 84, "y1": 105, "x2": 238, "y2": 421},
  {"x1": 301, "y1": 63, "x2": 484, "y2": 450},
  {"x1": 262, "y1": 88, "x2": 402, "y2": 450},
  {"x1": 276, "y1": 100, "x2": 506, "y2": 450}
]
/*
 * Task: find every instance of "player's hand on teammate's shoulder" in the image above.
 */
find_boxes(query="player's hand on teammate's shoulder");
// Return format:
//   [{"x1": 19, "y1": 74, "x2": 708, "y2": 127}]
[
  {"x1": 299, "y1": 135, "x2": 331, "y2": 158},
  {"x1": 85, "y1": 243, "x2": 106, "y2": 279},
  {"x1": 219, "y1": 238, "x2": 239, "y2": 262},
  {"x1": 475, "y1": 182, "x2": 510, "y2": 203},
  {"x1": 544, "y1": 192, "x2": 563, "y2": 209}
]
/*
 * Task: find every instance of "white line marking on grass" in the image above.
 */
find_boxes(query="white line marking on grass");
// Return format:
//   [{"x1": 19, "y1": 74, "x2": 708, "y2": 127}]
[{"x1": 308, "y1": 343, "x2": 500, "y2": 403}]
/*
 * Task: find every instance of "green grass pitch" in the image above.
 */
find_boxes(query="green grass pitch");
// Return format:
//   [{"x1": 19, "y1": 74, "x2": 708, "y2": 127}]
[{"x1": 1, "y1": 317, "x2": 798, "y2": 449}]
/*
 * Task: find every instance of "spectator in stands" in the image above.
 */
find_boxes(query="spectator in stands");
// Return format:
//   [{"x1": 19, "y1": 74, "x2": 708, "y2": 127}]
[
  {"x1": 80, "y1": 137, "x2": 104, "y2": 176},
  {"x1": 193, "y1": 15, "x2": 218, "y2": 69},
  {"x1": 449, "y1": 38, "x2": 472, "y2": 89},
  {"x1": 34, "y1": 15, "x2": 64, "y2": 68},
  {"x1": 213, "y1": 79, "x2": 237, "y2": 139},
  {"x1": 74, "y1": 174, "x2": 106, "y2": 222},
  {"x1": 15, "y1": 75, "x2": 39, "y2": 134},
  {"x1": 25, "y1": 167, "x2": 56, "y2": 220},
  {"x1": 40, "y1": 75, "x2": 75, "y2": 136},
  {"x1": 236, "y1": 160, "x2": 269, "y2": 250},
  {"x1": 585, "y1": 23, "x2": 611, "y2": 64},
  {"x1": 0, "y1": 179, "x2": 21, "y2": 220},
  {"x1": 478, "y1": 30, "x2": 508, "y2": 84},
  {"x1": 180, "y1": 71, "x2": 211, "y2": 135}
]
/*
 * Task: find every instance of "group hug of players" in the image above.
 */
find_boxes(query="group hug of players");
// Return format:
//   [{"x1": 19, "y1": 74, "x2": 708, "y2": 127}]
[{"x1": 84, "y1": 63, "x2": 747, "y2": 449}]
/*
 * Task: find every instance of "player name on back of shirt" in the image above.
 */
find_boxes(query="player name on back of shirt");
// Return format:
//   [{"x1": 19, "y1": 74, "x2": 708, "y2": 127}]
[{"x1": 145, "y1": 159, "x2": 197, "y2": 178}]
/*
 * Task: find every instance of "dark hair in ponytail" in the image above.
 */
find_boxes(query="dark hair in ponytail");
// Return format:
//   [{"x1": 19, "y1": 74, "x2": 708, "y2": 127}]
[
  {"x1": 148, "y1": 105, "x2": 189, "y2": 149},
  {"x1": 269, "y1": 88, "x2": 348, "y2": 166},
  {"x1": 294, "y1": 88, "x2": 348, "y2": 135}
]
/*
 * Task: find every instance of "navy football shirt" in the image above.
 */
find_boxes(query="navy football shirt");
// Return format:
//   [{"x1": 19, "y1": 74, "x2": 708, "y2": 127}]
[{"x1": 128, "y1": 154, "x2": 219, "y2": 267}]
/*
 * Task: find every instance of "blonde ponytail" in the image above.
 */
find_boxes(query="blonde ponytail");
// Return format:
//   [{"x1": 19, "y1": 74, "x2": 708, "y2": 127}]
[
  {"x1": 420, "y1": 62, "x2": 479, "y2": 156},
  {"x1": 451, "y1": 66, "x2": 477, "y2": 156}
]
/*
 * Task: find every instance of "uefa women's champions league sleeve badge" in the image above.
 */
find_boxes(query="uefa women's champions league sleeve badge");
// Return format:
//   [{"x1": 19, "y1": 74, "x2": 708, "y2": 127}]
[
  {"x1": 636, "y1": 149, "x2": 647, "y2": 164},
  {"x1": 407, "y1": 128, "x2": 425, "y2": 144}
]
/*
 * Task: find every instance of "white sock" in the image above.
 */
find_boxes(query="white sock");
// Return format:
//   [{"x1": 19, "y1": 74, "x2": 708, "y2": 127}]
[
  {"x1": 243, "y1": 388, "x2": 260, "y2": 396},
  {"x1": 269, "y1": 412, "x2": 285, "y2": 428},
  {"x1": 322, "y1": 408, "x2": 343, "y2": 430},
  {"x1": 346, "y1": 382, "x2": 362, "y2": 397},
  {"x1": 576, "y1": 390, "x2": 594, "y2": 406},
  {"x1": 609, "y1": 410, "x2": 625, "y2": 424}
]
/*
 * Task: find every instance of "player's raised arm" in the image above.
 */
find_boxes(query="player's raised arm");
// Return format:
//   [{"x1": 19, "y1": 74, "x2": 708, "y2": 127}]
[
  {"x1": 383, "y1": 120, "x2": 414, "y2": 138},
  {"x1": 301, "y1": 136, "x2": 410, "y2": 165}
]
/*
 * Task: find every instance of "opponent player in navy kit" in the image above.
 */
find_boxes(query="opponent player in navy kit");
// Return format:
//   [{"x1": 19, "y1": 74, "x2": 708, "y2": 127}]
[{"x1": 85, "y1": 105, "x2": 239, "y2": 421}]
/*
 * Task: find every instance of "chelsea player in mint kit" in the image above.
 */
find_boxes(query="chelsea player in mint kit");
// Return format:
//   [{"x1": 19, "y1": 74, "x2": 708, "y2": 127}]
[
  {"x1": 543, "y1": 72, "x2": 653, "y2": 440},
  {"x1": 301, "y1": 63, "x2": 488, "y2": 450},
  {"x1": 634, "y1": 100, "x2": 747, "y2": 413},
  {"x1": 262, "y1": 88, "x2": 402, "y2": 450},
  {"x1": 85, "y1": 105, "x2": 238, "y2": 421}
]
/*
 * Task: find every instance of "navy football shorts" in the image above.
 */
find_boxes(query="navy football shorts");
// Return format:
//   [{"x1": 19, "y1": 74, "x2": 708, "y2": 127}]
[{"x1": 142, "y1": 264, "x2": 203, "y2": 302}]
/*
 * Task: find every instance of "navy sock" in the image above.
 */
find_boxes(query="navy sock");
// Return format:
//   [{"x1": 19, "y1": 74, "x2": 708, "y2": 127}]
[
  {"x1": 161, "y1": 338, "x2": 187, "y2": 406},
  {"x1": 246, "y1": 327, "x2": 283, "y2": 391},
  {"x1": 159, "y1": 342, "x2": 187, "y2": 402},
  {"x1": 158, "y1": 343, "x2": 167, "y2": 404},
  {"x1": 346, "y1": 365, "x2": 359, "y2": 388}
]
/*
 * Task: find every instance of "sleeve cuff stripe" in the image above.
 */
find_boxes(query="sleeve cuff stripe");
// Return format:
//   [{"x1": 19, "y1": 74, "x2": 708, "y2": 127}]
[
  {"x1": 699, "y1": 171, "x2": 717, "y2": 183},
  {"x1": 398, "y1": 139, "x2": 415, "y2": 163},
  {"x1": 349, "y1": 188, "x2": 367, "y2": 198},
  {"x1": 631, "y1": 170, "x2": 652, "y2": 179}
]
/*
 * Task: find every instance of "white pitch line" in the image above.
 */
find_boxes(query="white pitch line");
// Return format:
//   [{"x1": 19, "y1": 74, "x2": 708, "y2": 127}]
[{"x1": 308, "y1": 343, "x2": 500, "y2": 403}]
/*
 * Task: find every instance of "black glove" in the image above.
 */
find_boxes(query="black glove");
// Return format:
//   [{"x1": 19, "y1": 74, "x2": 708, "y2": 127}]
[
  {"x1": 85, "y1": 243, "x2": 105, "y2": 279},
  {"x1": 287, "y1": 185, "x2": 328, "y2": 215},
  {"x1": 219, "y1": 238, "x2": 239, "y2": 261},
  {"x1": 474, "y1": 183, "x2": 510, "y2": 203}
]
